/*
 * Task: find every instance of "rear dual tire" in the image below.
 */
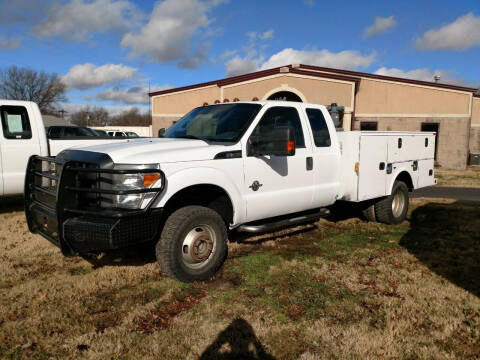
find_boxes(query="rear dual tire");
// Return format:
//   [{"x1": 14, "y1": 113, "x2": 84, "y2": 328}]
[{"x1": 374, "y1": 181, "x2": 409, "y2": 224}]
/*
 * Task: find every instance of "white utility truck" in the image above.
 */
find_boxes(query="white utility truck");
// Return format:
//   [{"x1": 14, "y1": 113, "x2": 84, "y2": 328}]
[
  {"x1": 25, "y1": 101, "x2": 436, "y2": 282},
  {"x1": 0, "y1": 100, "x2": 131, "y2": 197}
]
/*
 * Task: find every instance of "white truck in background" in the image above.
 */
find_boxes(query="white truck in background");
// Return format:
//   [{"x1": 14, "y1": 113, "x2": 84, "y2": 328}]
[
  {"x1": 25, "y1": 101, "x2": 436, "y2": 282},
  {"x1": 0, "y1": 100, "x2": 133, "y2": 197}
]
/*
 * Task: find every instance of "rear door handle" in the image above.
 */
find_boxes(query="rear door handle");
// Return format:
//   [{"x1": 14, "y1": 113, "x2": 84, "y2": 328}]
[{"x1": 306, "y1": 157, "x2": 313, "y2": 171}]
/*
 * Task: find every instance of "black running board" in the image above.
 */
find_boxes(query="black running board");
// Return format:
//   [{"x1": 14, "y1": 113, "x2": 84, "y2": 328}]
[{"x1": 237, "y1": 208, "x2": 330, "y2": 233}]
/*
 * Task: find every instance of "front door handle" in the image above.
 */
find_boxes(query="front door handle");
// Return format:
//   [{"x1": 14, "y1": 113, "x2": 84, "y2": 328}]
[
  {"x1": 306, "y1": 157, "x2": 313, "y2": 171},
  {"x1": 249, "y1": 180, "x2": 263, "y2": 191}
]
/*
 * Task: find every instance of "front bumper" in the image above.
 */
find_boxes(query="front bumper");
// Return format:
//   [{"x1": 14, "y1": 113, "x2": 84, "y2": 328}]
[{"x1": 25, "y1": 154, "x2": 165, "y2": 254}]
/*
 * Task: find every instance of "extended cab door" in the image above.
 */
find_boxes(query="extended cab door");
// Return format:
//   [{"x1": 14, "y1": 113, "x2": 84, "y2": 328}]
[
  {"x1": 0, "y1": 104, "x2": 43, "y2": 195},
  {"x1": 242, "y1": 104, "x2": 314, "y2": 222},
  {"x1": 302, "y1": 105, "x2": 341, "y2": 207}
]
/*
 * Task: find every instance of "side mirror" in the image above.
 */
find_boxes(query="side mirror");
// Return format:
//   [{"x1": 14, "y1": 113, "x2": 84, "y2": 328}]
[
  {"x1": 158, "y1": 128, "x2": 165, "y2": 138},
  {"x1": 248, "y1": 126, "x2": 296, "y2": 157}
]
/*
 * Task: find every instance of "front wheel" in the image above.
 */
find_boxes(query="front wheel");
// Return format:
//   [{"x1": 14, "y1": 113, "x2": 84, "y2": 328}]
[
  {"x1": 156, "y1": 206, "x2": 228, "y2": 282},
  {"x1": 374, "y1": 181, "x2": 409, "y2": 224}
]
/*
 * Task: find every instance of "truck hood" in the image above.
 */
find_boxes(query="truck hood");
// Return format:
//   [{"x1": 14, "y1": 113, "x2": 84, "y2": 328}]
[{"x1": 67, "y1": 137, "x2": 238, "y2": 164}]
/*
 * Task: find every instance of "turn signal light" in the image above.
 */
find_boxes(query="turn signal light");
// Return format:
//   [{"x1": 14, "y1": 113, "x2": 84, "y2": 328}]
[
  {"x1": 286, "y1": 140, "x2": 295, "y2": 152},
  {"x1": 355, "y1": 162, "x2": 359, "y2": 174},
  {"x1": 143, "y1": 173, "x2": 161, "y2": 187}
]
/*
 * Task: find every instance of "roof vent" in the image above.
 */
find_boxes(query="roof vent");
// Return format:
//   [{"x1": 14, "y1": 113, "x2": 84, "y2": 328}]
[{"x1": 279, "y1": 67, "x2": 290, "y2": 73}]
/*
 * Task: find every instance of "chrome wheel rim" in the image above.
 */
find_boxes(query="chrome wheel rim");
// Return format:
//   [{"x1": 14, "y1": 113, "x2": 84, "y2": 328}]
[
  {"x1": 181, "y1": 224, "x2": 216, "y2": 270},
  {"x1": 392, "y1": 190, "x2": 405, "y2": 218}
]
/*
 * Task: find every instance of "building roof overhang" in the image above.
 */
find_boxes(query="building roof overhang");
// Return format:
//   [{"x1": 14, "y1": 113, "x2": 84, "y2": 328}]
[{"x1": 149, "y1": 64, "x2": 478, "y2": 97}]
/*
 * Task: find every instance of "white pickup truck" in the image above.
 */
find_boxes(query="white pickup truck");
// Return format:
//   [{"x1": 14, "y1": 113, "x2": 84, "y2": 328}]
[
  {"x1": 25, "y1": 101, "x2": 436, "y2": 282},
  {"x1": 0, "y1": 100, "x2": 130, "y2": 197}
]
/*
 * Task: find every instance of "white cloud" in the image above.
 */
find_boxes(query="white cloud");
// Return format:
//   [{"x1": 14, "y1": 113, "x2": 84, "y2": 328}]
[
  {"x1": 34, "y1": 0, "x2": 142, "y2": 41},
  {"x1": 259, "y1": 48, "x2": 376, "y2": 70},
  {"x1": 121, "y1": 0, "x2": 223, "y2": 65},
  {"x1": 0, "y1": 37, "x2": 20, "y2": 50},
  {"x1": 363, "y1": 16, "x2": 397, "y2": 38},
  {"x1": 224, "y1": 48, "x2": 376, "y2": 77},
  {"x1": 374, "y1": 67, "x2": 466, "y2": 85},
  {"x1": 247, "y1": 29, "x2": 274, "y2": 40},
  {"x1": 225, "y1": 56, "x2": 262, "y2": 76},
  {"x1": 62, "y1": 63, "x2": 137, "y2": 90},
  {"x1": 94, "y1": 84, "x2": 171, "y2": 105},
  {"x1": 416, "y1": 12, "x2": 480, "y2": 51}
]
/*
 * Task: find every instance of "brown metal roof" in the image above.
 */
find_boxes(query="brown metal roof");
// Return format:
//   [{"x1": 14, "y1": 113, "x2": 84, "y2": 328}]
[
  {"x1": 298, "y1": 64, "x2": 477, "y2": 93},
  {"x1": 149, "y1": 64, "x2": 477, "y2": 97}
]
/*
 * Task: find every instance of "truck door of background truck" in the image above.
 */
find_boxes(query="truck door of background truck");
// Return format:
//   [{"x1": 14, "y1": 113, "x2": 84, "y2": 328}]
[
  {"x1": 0, "y1": 104, "x2": 42, "y2": 195},
  {"x1": 243, "y1": 105, "x2": 314, "y2": 222}
]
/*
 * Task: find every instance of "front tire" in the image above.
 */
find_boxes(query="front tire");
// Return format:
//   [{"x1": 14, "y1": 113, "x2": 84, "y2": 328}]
[
  {"x1": 374, "y1": 181, "x2": 409, "y2": 224},
  {"x1": 156, "y1": 206, "x2": 228, "y2": 282}
]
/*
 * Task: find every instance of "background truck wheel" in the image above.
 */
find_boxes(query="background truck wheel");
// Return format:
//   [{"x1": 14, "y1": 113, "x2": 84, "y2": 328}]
[
  {"x1": 374, "y1": 181, "x2": 409, "y2": 224},
  {"x1": 156, "y1": 205, "x2": 228, "y2": 282}
]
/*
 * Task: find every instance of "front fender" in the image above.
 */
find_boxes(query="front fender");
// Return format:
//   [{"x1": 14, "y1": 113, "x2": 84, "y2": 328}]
[{"x1": 153, "y1": 165, "x2": 245, "y2": 225}]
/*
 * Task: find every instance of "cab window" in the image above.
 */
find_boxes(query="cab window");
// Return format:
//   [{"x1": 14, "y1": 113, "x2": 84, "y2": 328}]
[
  {"x1": 0, "y1": 106, "x2": 32, "y2": 139},
  {"x1": 250, "y1": 106, "x2": 305, "y2": 148},
  {"x1": 306, "y1": 108, "x2": 331, "y2": 147}
]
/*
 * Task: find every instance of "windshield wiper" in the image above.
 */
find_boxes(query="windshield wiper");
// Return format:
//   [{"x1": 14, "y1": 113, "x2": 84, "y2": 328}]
[{"x1": 175, "y1": 135, "x2": 207, "y2": 142}]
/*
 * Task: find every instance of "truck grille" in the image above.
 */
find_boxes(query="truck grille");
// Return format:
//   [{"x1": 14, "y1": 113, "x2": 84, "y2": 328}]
[{"x1": 25, "y1": 155, "x2": 165, "y2": 253}]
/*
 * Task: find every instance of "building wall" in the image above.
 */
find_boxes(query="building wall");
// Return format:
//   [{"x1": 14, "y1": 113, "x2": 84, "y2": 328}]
[
  {"x1": 223, "y1": 74, "x2": 354, "y2": 110},
  {"x1": 152, "y1": 116, "x2": 181, "y2": 137},
  {"x1": 152, "y1": 85, "x2": 221, "y2": 115},
  {"x1": 356, "y1": 79, "x2": 471, "y2": 115},
  {"x1": 472, "y1": 97, "x2": 480, "y2": 125},
  {"x1": 354, "y1": 117, "x2": 470, "y2": 169}
]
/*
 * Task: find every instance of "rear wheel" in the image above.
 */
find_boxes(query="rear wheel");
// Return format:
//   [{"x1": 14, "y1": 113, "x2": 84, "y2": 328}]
[
  {"x1": 156, "y1": 206, "x2": 228, "y2": 282},
  {"x1": 374, "y1": 181, "x2": 409, "y2": 224},
  {"x1": 361, "y1": 203, "x2": 376, "y2": 222}
]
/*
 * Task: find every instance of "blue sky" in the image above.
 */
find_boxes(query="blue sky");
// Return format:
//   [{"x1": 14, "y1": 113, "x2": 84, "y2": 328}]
[{"x1": 1, "y1": 0, "x2": 479, "y2": 114}]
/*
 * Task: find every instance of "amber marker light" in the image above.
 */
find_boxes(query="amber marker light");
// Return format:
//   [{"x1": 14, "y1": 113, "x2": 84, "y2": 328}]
[
  {"x1": 286, "y1": 140, "x2": 295, "y2": 152},
  {"x1": 355, "y1": 162, "x2": 359, "y2": 174},
  {"x1": 143, "y1": 173, "x2": 161, "y2": 187}
]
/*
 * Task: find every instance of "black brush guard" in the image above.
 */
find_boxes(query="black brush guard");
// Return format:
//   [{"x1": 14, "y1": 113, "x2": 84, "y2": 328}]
[{"x1": 25, "y1": 155, "x2": 165, "y2": 255}]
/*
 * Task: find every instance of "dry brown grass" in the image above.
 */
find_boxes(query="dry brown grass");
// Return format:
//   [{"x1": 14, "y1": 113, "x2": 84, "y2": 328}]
[
  {"x1": 435, "y1": 166, "x2": 480, "y2": 188},
  {"x1": 0, "y1": 198, "x2": 479, "y2": 359}
]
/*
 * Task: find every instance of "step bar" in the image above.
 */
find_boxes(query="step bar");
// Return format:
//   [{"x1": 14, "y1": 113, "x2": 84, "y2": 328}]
[{"x1": 237, "y1": 208, "x2": 330, "y2": 234}]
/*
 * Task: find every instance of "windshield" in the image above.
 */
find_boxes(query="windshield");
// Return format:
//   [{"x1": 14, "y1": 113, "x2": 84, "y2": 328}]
[{"x1": 164, "y1": 103, "x2": 262, "y2": 142}]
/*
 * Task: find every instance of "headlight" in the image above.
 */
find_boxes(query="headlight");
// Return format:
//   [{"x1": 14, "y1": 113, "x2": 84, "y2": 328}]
[{"x1": 112, "y1": 172, "x2": 162, "y2": 209}]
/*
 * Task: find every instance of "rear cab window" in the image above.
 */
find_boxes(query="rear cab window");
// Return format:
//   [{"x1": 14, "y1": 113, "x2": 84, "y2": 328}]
[
  {"x1": 0, "y1": 105, "x2": 32, "y2": 139},
  {"x1": 306, "y1": 108, "x2": 331, "y2": 147}
]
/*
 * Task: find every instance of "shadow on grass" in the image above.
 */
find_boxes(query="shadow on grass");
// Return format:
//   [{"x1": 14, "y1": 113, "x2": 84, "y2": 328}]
[
  {"x1": 0, "y1": 196, "x2": 24, "y2": 214},
  {"x1": 199, "y1": 318, "x2": 275, "y2": 360},
  {"x1": 400, "y1": 201, "x2": 480, "y2": 297},
  {"x1": 81, "y1": 241, "x2": 157, "y2": 269}
]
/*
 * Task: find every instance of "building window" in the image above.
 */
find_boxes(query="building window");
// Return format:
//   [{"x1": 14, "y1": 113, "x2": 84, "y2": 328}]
[
  {"x1": 421, "y1": 122, "x2": 439, "y2": 160},
  {"x1": 360, "y1": 121, "x2": 378, "y2": 131}
]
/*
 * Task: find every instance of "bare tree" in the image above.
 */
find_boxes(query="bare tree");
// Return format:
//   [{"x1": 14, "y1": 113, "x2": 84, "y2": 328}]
[
  {"x1": 110, "y1": 107, "x2": 151, "y2": 126},
  {"x1": 71, "y1": 106, "x2": 109, "y2": 127},
  {"x1": 0, "y1": 65, "x2": 67, "y2": 113}
]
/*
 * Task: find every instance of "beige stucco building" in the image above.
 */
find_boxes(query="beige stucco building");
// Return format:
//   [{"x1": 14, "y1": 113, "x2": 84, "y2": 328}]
[{"x1": 150, "y1": 64, "x2": 480, "y2": 170}]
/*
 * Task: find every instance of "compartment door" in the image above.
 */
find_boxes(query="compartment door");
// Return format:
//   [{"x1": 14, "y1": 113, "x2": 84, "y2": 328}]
[{"x1": 357, "y1": 136, "x2": 388, "y2": 201}]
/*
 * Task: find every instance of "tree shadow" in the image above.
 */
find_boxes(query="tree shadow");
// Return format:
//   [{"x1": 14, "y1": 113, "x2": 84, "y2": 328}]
[
  {"x1": 0, "y1": 196, "x2": 24, "y2": 214},
  {"x1": 400, "y1": 200, "x2": 480, "y2": 297},
  {"x1": 199, "y1": 318, "x2": 275, "y2": 360}
]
